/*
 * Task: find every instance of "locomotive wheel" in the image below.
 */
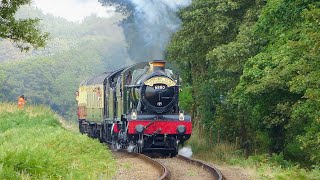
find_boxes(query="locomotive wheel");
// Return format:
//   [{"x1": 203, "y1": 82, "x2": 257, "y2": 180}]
[
  {"x1": 98, "y1": 127, "x2": 103, "y2": 143},
  {"x1": 79, "y1": 121, "x2": 84, "y2": 134},
  {"x1": 133, "y1": 144, "x2": 142, "y2": 153},
  {"x1": 111, "y1": 140, "x2": 116, "y2": 151},
  {"x1": 170, "y1": 140, "x2": 179, "y2": 157},
  {"x1": 170, "y1": 150, "x2": 178, "y2": 157},
  {"x1": 138, "y1": 145, "x2": 142, "y2": 153},
  {"x1": 134, "y1": 145, "x2": 138, "y2": 153}
]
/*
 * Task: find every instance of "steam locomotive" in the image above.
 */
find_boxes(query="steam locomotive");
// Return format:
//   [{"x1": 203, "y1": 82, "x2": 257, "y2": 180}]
[{"x1": 77, "y1": 60, "x2": 192, "y2": 156}]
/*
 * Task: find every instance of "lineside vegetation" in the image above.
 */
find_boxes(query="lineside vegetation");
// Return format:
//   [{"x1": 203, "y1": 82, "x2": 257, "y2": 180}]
[
  {"x1": 168, "y1": 0, "x2": 320, "y2": 171},
  {"x1": 0, "y1": 103, "x2": 115, "y2": 179},
  {"x1": 187, "y1": 126, "x2": 320, "y2": 179}
]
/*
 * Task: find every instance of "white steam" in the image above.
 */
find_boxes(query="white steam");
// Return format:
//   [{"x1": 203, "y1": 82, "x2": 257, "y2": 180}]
[
  {"x1": 130, "y1": 0, "x2": 191, "y2": 60},
  {"x1": 178, "y1": 146, "x2": 193, "y2": 158},
  {"x1": 131, "y1": 0, "x2": 191, "y2": 24},
  {"x1": 106, "y1": 0, "x2": 192, "y2": 61},
  {"x1": 127, "y1": 144, "x2": 135, "y2": 152}
]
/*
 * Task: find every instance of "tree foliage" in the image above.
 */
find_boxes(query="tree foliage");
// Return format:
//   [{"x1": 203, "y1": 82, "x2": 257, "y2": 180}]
[
  {"x1": 0, "y1": 0, "x2": 49, "y2": 51},
  {"x1": 167, "y1": 0, "x2": 320, "y2": 166},
  {"x1": 167, "y1": 0, "x2": 265, "y2": 140},
  {"x1": 0, "y1": 7, "x2": 130, "y2": 119}
]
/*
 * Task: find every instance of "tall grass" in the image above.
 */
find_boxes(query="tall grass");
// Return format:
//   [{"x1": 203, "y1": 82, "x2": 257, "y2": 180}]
[
  {"x1": 187, "y1": 121, "x2": 240, "y2": 163},
  {"x1": 188, "y1": 121, "x2": 320, "y2": 179},
  {"x1": 0, "y1": 103, "x2": 115, "y2": 179}
]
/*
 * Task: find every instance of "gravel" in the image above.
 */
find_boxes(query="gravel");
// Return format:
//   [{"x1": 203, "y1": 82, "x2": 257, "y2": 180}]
[
  {"x1": 155, "y1": 157, "x2": 215, "y2": 180},
  {"x1": 111, "y1": 151, "x2": 253, "y2": 180},
  {"x1": 111, "y1": 151, "x2": 161, "y2": 180},
  {"x1": 212, "y1": 164, "x2": 256, "y2": 180}
]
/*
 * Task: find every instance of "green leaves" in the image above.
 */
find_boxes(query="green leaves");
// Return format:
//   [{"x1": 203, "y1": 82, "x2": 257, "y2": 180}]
[
  {"x1": 232, "y1": 0, "x2": 320, "y2": 164},
  {"x1": 0, "y1": 6, "x2": 129, "y2": 119},
  {"x1": 0, "y1": 0, "x2": 49, "y2": 51},
  {"x1": 167, "y1": 0, "x2": 265, "y2": 143},
  {"x1": 167, "y1": 0, "x2": 320, "y2": 166}
]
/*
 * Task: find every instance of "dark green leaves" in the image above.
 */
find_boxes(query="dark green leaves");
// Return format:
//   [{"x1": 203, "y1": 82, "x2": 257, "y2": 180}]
[
  {"x1": 167, "y1": 0, "x2": 320, "y2": 166},
  {"x1": 0, "y1": 0, "x2": 49, "y2": 51}
]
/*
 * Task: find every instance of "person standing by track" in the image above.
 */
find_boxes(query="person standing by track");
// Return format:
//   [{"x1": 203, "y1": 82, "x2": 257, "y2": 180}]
[{"x1": 17, "y1": 95, "x2": 26, "y2": 110}]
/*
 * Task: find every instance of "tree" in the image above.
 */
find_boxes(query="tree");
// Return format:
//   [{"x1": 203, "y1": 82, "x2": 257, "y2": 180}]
[
  {"x1": 0, "y1": 0, "x2": 49, "y2": 51},
  {"x1": 167, "y1": 0, "x2": 320, "y2": 166},
  {"x1": 166, "y1": 0, "x2": 265, "y2": 142}
]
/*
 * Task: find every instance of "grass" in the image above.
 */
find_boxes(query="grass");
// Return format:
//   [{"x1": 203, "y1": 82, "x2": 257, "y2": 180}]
[
  {"x1": 0, "y1": 103, "x2": 116, "y2": 179},
  {"x1": 123, "y1": 162, "x2": 132, "y2": 170},
  {"x1": 186, "y1": 170, "x2": 197, "y2": 177},
  {"x1": 187, "y1": 123, "x2": 320, "y2": 180}
]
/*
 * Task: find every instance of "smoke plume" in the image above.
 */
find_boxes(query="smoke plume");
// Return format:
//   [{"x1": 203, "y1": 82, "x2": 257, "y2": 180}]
[{"x1": 99, "y1": 0, "x2": 192, "y2": 62}]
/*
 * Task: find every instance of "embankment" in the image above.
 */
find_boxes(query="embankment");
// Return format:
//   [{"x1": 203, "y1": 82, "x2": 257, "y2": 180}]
[{"x1": 0, "y1": 103, "x2": 115, "y2": 179}]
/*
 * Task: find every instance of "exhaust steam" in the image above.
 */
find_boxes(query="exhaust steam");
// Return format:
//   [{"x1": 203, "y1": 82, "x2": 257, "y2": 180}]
[
  {"x1": 127, "y1": 144, "x2": 135, "y2": 152},
  {"x1": 99, "y1": 0, "x2": 192, "y2": 61},
  {"x1": 178, "y1": 146, "x2": 193, "y2": 158}
]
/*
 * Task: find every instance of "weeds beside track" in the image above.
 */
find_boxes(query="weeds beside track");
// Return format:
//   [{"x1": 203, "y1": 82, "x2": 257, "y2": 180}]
[{"x1": 0, "y1": 103, "x2": 116, "y2": 179}]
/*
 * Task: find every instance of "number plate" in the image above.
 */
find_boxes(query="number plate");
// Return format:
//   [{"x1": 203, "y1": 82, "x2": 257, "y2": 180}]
[{"x1": 154, "y1": 85, "x2": 167, "y2": 90}]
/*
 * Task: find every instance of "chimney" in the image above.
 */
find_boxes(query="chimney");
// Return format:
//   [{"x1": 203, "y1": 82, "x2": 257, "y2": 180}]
[{"x1": 149, "y1": 60, "x2": 166, "y2": 72}]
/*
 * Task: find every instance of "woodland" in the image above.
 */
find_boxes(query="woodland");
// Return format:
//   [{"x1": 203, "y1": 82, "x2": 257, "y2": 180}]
[
  {"x1": 0, "y1": 5, "x2": 130, "y2": 118},
  {"x1": 167, "y1": 0, "x2": 320, "y2": 167},
  {"x1": 1, "y1": 0, "x2": 319, "y2": 171}
]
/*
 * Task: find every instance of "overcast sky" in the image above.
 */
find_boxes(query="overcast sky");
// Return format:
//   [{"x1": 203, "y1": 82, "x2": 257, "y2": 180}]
[{"x1": 32, "y1": 0, "x2": 115, "y2": 22}]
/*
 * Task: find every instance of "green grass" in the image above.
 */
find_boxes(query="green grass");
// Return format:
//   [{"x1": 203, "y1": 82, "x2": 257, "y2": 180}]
[
  {"x1": 123, "y1": 162, "x2": 132, "y2": 170},
  {"x1": 228, "y1": 154, "x2": 320, "y2": 180},
  {"x1": 188, "y1": 124, "x2": 320, "y2": 180},
  {"x1": 0, "y1": 103, "x2": 116, "y2": 179}
]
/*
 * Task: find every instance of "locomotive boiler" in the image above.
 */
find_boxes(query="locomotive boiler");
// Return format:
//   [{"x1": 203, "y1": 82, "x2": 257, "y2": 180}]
[{"x1": 77, "y1": 60, "x2": 192, "y2": 156}]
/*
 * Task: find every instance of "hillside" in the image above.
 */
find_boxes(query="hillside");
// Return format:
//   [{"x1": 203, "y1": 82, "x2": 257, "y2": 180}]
[
  {"x1": 0, "y1": 103, "x2": 115, "y2": 179},
  {"x1": 0, "y1": 6, "x2": 131, "y2": 119}
]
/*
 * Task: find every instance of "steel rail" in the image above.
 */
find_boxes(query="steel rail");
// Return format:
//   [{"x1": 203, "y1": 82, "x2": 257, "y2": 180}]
[{"x1": 177, "y1": 155, "x2": 224, "y2": 180}]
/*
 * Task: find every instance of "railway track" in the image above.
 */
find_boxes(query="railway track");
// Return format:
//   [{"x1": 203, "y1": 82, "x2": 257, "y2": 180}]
[
  {"x1": 112, "y1": 150, "x2": 169, "y2": 180},
  {"x1": 112, "y1": 149, "x2": 223, "y2": 180},
  {"x1": 176, "y1": 155, "x2": 224, "y2": 180}
]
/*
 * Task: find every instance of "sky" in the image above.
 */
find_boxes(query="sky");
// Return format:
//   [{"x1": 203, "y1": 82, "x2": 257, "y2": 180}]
[{"x1": 32, "y1": 0, "x2": 115, "y2": 22}]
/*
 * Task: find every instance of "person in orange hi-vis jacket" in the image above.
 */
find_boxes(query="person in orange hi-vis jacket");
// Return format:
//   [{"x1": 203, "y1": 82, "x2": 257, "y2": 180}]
[{"x1": 18, "y1": 95, "x2": 26, "y2": 110}]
